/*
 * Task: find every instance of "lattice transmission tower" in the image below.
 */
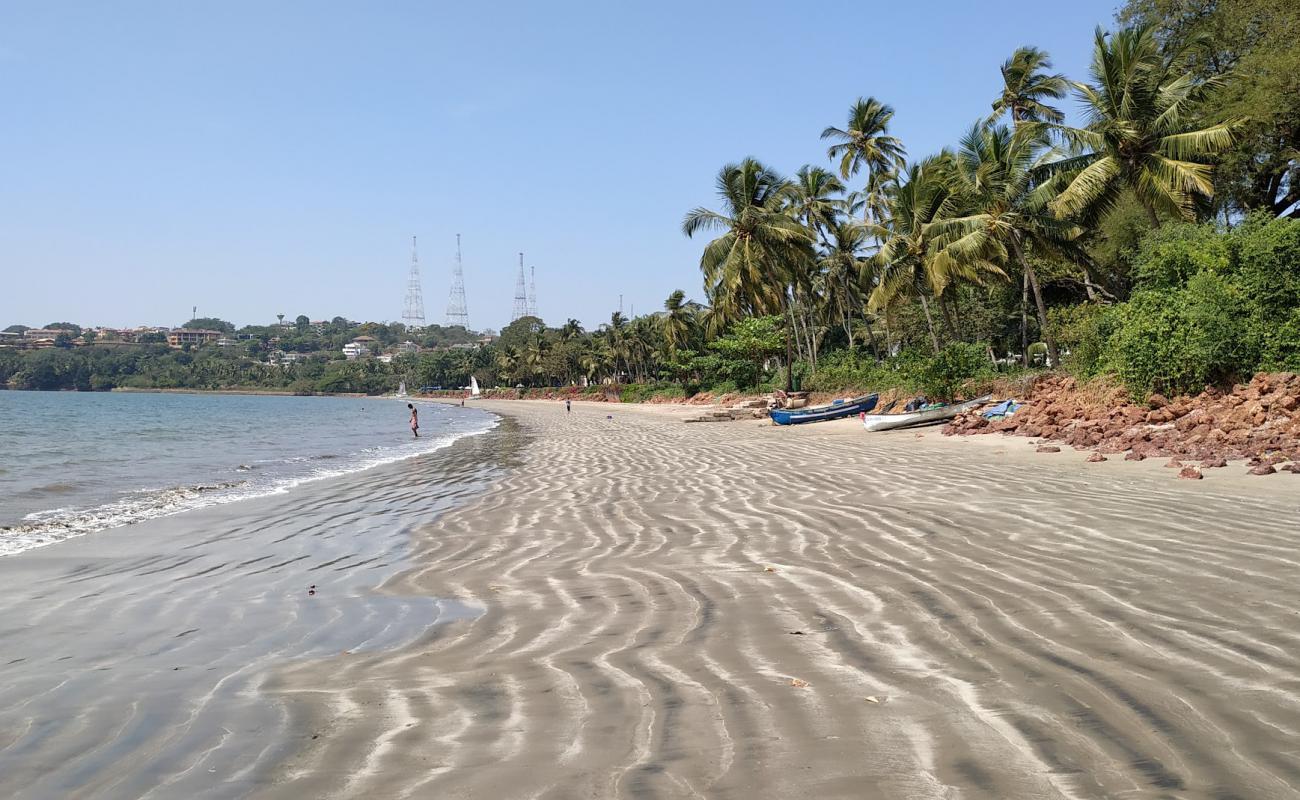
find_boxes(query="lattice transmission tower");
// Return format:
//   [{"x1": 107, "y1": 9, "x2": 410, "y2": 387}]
[
  {"x1": 511, "y1": 253, "x2": 529, "y2": 322},
  {"x1": 445, "y1": 233, "x2": 469, "y2": 329},
  {"x1": 527, "y1": 265, "x2": 538, "y2": 318},
  {"x1": 402, "y1": 235, "x2": 426, "y2": 329}
]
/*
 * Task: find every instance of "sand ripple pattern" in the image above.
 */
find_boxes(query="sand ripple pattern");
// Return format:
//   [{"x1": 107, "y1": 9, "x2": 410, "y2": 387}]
[
  {"x1": 261, "y1": 403, "x2": 1300, "y2": 800},
  {"x1": 0, "y1": 431, "x2": 507, "y2": 800}
]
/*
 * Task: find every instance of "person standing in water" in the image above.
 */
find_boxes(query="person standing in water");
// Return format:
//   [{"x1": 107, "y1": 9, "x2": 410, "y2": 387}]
[{"x1": 408, "y1": 403, "x2": 419, "y2": 438}]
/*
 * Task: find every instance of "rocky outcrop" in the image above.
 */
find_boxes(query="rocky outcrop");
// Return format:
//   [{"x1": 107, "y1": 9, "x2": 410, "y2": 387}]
[{"x1": 944, "y1": 373, "x2": 1300, "y2": 476}]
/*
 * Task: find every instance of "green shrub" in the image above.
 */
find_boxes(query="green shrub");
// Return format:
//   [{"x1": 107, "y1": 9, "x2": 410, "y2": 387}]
[
  {"x1": 913, "y1": 342, "x2": 994, "y2": 400},
  {"x1": 1048, "y1": 303, "x2": 1108, "y2": 376},
  {"x1": 1133, "y1": 220, "x2": 1229, "y2": 289},
  {"x1": 1102, "y1": 274, "x2": 1244, "y2": 395},
  {"x1": 1102, "y1": 213, "x2": 1300, "y2": 394},
  {"x1": 615, "y1": 383, "x2": 687, "y2": 403}
]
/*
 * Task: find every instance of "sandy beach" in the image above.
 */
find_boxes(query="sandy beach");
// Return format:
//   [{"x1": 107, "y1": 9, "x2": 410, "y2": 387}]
[{"x1": 253, "y1": 400, "x2": 1300, "y2": 799}]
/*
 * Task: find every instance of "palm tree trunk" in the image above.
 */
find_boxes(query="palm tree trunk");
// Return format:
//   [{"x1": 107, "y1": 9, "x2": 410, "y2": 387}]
[
  {"x1": 1020, "y1": 271, "x2": 1030, "y2": 367},
  {"x1": 918, "y1": 294, "x2": 941, "y2": 354},
  {"x1": 802, "y1": 302, "x2": 818, "y2": 373},
  {"x1": 1012, "y1": 238, "x2": 1059, "y2": 368},
  {"x1": 793, "y1": 292, "x2": 809, "y2": 365},
  {"x1": 863, "y1": 315, "x2": 881, "y2": 361},
  {"x1": 883, "y1": 308, "x2": 894, "y2": 358},
  {"x1": 783, "y1": 291, "x2": 795, "y2": 393},
  {"x1": 941, "y1": 294, "x2": 959, "y2": 341},
  {"x1": 1142, "y1": 201, "x2": 1161, "y2": 229}
]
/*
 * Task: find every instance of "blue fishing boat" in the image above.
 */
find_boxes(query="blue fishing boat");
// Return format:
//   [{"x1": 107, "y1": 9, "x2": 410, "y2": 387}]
[{"x1": 769, "y1": 393, "x2": 879, "y2": 425}]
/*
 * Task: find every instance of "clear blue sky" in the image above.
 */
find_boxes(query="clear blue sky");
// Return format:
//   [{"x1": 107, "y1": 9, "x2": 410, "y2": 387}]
[{"x1": 1, "y1": 0, "x2": 1121, "y2": 333}]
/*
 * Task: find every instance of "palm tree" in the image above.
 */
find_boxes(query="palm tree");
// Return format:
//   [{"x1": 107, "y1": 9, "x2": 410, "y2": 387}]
[
  {"x1": 821, "y1": 97, "x2": 906, "y2": 192},
  {"x1": 626, "y1": 316, "x2": 658, "y2": 382},
  {"x1": 682, "y1": 159, "x2": 814, "y2": 389},
  {"x1": 559, "y1": 319, "x2": 584, "y2": 341},
  {"x1": 579, "y1": 342, "x2": 608, "y2": 384},
  {"x1": 495, "y1": 346, "x2": 519, "y2": 385},
  {"x1": 868, "y1": 156, "x2": 1003, "y2": 353},
  {"x1": 934, "y1": 123, "x2": 1081, "y2": 367},
  {"x1": 788, "y1": 166, "x2": 845, "y2": 243},
  {"x1": 1049, "y1": 25, "x2": 1240, "y2": 226},
  {"x1": 661, "y1": 290, "x2": 694, "y2": 355},
  {"x1": 821, "y1": 220, "x2": 874, "y2": 355},
  {"x1": 523, "y1": 337, "x2": 548, "y2": 385},
  {"x1": 603, "y1": 312, "x2": 630, "y2": 381},
  {"x1": 990, "y1": 47, "x2": 1068, "y2": 125},
  {"x1": 786, "y1": 165, "x2": 846, "y2": 371}
]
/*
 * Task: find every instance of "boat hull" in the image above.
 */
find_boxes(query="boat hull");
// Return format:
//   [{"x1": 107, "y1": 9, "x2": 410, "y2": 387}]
[
  {"x1": 770, "y1": 394, "x2": 879, "y2": 425},
  {"x1": 861, "y1": 395, "x2": 992, "y2": 432}
]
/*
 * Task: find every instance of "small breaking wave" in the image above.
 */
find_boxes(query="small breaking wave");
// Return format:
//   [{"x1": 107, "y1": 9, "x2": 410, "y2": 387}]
[{"x1": 0, "y1": 416, "x2": 497, "y2": 558}]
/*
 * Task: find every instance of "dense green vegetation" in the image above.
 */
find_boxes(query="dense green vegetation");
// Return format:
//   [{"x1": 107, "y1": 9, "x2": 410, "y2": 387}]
[{"x1": 5, "y1": 2, "x2": 1297, "y2": 401}]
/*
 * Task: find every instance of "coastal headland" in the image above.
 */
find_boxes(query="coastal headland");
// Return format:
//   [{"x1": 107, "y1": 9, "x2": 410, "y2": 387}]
[{"x1": 256, "y1": 398, "x2": 1300, "y2": 799}]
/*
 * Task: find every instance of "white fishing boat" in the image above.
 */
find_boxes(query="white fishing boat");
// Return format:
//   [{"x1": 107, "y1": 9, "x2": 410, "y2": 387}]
[{"x1": 861, "y1": 395, "x2": 992, "y2": 432}]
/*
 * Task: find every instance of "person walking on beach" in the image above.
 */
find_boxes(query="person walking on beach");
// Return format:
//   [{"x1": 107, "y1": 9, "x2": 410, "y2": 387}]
[
  {"x1": 565, "y1": 398, "x2": 571, "y2": 414},
  {"x1": 408, "y1": 403, "x2": 419, "y2": 438}
]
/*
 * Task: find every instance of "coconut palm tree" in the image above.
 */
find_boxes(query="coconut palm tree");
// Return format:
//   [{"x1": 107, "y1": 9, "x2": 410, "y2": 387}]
[
  {"x1": 868, "y1": 156, "x2": 1003, "y2": 353},
  {"x1": 602, "y1": 312, "x2": 630, "y2": 381},
  {"x1": 682, "y1": 158, "x2": 814, "y2": 389},
  {"x1": 788, "y1": 166, "x2": 845, "y2": 243},
  {"x1": 786, "y1": 165, "x2": 846, "y2": 370},
  {"x1": 579, "y1": 343, "x2": 608, "y2": 384},
  {"x1": 559, "y1": 319, "x2": 584, "y2": 341},
  {"x1": 821, "y1": 220, "x2": 876, "y2": 355},
  {"x1": 495, "y1": 346, "x2": 519, "y2": 384},
  {"x1": 626, "y1": 316, "x2": 659, "y2": 382},
  {"x1": 821, "y1": 97, "x2": 906, "y2": 191},
  {"x1": 1048, "y1": 25, "x2": 1240, "y2": 226},
  {"x1": 661, "y1": 290, "x2": 694, "y2": 355},
  {"x1": 523, "y1": 337, "x2": 548, "y2": 385},
  {"x1": 933, "y1": 123, "x2": 1082, "y2": 366},
  {"x1": 990, "y1": 46, "x2": 1069, "y2": 125}
]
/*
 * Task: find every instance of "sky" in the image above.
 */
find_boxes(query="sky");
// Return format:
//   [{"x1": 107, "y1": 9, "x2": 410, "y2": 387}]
[{"x1": 0, "y1": 0, "x2": 1122, "y2": 333}]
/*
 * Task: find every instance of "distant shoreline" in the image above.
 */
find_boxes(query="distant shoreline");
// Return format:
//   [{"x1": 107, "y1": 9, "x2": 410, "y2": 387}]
[
  {"x1": 111, "y1": 387, "x2": 370, "y2": 398},
  {"x1": 0, "y1": 386, "x2": 374, "y2": 397}
]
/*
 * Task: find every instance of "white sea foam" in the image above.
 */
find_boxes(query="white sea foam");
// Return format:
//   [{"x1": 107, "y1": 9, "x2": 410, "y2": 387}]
[{"x1": 0, "y1": 416, "x2": 497, "y2": 558}]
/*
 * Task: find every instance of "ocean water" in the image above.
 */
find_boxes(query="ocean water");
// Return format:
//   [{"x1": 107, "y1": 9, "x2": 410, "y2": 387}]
[{"x1": 0, "y1": 391, "x2": 495, "y2": 555}]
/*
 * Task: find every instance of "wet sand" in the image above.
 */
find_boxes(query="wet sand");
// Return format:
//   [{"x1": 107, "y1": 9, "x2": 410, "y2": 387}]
[
  {"x1": 0, "y1": 422, "x2": 517, "y2": 800},
  {"x1": 258, "y1": 400, "x2": 1300, "y2": 799}
]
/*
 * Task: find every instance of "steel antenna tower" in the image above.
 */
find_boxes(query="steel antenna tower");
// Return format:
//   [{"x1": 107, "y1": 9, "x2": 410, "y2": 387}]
[
  {"x1": 527, "y1": 265, "x2": 538, "y2": 319},
  {"x1": 446, "y1": 233, "x2": 469, "y2": 328},
  {"x1": 402, "y1": 235, "x2": 426, "y2": 329},
  {"x1": 511, "y1": 252, "x2": 529, "y2": 322}
]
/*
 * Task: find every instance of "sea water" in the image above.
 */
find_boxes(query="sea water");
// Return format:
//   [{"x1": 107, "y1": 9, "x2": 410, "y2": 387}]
[{"x1": 0, "y1": 391, "x2": 494, "y2": 555}]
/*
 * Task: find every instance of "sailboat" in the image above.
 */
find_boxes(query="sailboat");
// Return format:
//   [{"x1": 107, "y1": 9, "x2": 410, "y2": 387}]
[
  {"x1": 469, "y1": 375, "x2": 481, "y2": 397},
  {"x1": 395, "y1": 381, "x2": 408, "y2": 398}
]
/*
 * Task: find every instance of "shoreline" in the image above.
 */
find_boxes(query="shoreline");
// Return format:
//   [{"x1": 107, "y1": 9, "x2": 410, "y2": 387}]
[
  {"x1": 255, "y1": 399, "x2": 1300, "y2": 799},
  {"x1": 0, "y1": 412, "x2": 515, "y2": 798},
  {"x1": 0, "y1": 394, "x2": 494, "y2": 557}
]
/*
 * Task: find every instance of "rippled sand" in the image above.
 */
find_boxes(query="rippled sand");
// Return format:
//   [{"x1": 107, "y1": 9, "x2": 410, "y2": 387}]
[
  {"x1": 0, "y1": 425, "x2": 512, "y2": 800},
  {"x1": 258, "y1": 401, "x2": 1300, "y2": 800}
]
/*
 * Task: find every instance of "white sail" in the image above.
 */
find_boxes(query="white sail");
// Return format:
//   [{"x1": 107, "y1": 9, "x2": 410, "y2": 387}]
[
  {"x1": 470, "y1": 375, "x2": 481, "y2": 397},
  {"x1": 395, "y1": 381, "x2": 408, "y2": 398}
]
